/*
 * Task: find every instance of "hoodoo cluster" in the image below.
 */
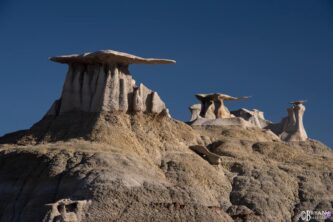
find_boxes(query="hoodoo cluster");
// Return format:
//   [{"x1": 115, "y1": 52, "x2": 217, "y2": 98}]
[
  {"x1": 46, "y1": 49, "x2": 308, "y2": 142},
  {"x1": 189, "y1": 93, "x2": 308, "y2": 142}
]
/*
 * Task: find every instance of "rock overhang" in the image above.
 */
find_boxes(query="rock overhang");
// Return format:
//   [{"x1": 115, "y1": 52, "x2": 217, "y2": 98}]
[
  {"x1": 45, "y1": 49, "x2": 174, "y2": 117},
  {"x1": 49, "y1": 49, "x2": 176, "y2": 65},
  {"x1": 195, "y1": 93, "x2": 250, "y2": 101}
]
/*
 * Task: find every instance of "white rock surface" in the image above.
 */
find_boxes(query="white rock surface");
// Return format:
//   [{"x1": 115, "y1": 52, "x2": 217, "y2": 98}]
[
  {"x1": 267, "y1": 101, "x2": 308, "y2": 142},
  {"x1": 151, "y1": 92, "x2": 166, "y2": 113},
  {"x1": 46, "y1": 50, "x2": 173, "y2": 116},
  {"x1": 280, "y1": 102, "x2": 308, "y2": 141},
  {"x1": 189, "y1": 93, "x2": 253, "y2": 128},
  {"x1": 189, "y1": 104, "x2": 201, "y2": 121},
  {"x1": 231, "y1": 108, "x2": 271, "y2": 128},
  {"x1": 194, "y1": 93, "x2": 249, "y2": 120}
]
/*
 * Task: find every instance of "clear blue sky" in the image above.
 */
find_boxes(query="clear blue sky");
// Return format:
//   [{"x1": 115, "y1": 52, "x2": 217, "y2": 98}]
[{"x1": 0, "y1": 0, "x2": 332, "y2": 147}]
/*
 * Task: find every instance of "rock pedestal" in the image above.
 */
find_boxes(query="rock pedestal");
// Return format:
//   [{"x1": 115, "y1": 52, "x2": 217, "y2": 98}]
[
  {"x1": 194, "y1": 93, "x2": 250, "y2": 120},
  {"x1": 280, "y1": 101, "x2": 308, "y2": 141},
  {"x1": 189, "y1": 104, "x2": 202, "y2": 122},
  {"x1": 188, "y1": 94, "x2": 308, "y2": 141},
  {"x1": 267, "y1": 101, "x2": 308, "y2": 142},
  {"x1": 46, "y1": 50, "x2": 175, "y2": 117},
  {"x1": 189, "y1": 93, "x2": 255, "y2": 128}
]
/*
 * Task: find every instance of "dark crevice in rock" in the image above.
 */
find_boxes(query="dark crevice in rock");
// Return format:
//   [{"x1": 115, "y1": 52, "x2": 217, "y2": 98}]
[
  {"x1": 291, "y1": 176, "x2": 303, "y2": 221},
  {"x1": 79, "y1": 70, "x2": 85, "y2": 107},
  {"x1": 53, "y1": 173, "x2": 65, "y2": 203},
  {"x1": 9, "y1": 157, "x2": 44, "y2": 222},
  {"x1": 230, "y1": 162, "x2": 246, "y2": 175},
  {"x1": 17, "y1": 158, "x2": 50, "y2": 222}
]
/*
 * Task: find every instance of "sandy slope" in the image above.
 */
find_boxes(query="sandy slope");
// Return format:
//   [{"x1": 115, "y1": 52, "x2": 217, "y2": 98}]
[{"x1": 0, "y1": 112, "x2": 332, "y2": 222}]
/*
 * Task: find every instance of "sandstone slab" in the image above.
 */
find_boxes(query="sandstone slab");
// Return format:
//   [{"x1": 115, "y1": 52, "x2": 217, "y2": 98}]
[{"x1": 50, "y1": 49, "x2": 176, "y2": 65}]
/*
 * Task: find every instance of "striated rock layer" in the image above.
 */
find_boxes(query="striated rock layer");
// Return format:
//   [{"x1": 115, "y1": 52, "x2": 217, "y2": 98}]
[
  {"x1": 47, "y1": 63, "x2": 167, "y2": 116},
  {"x1": 0, "y1": 50, "x2": 174, "y2": 146},
  {"x1": 46, "y1": 50, "x2": 174, "y2": 117}
]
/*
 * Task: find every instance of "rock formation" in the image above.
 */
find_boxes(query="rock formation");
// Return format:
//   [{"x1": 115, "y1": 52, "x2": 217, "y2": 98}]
[
  {"x1": 47, "y1": 50, "x2": 175, "y2": 116},
  {"x1": 0, "y1": 50, "x2": 332, "y2": 222},
  {"x1": 189, "y1": 104, "x2": 201, "y2": 122},
  {"x1": 195, "y1": 93, "x2": 250, "y2": 119},
  {"x1": 1, "y1": 116, "x2": 332, "y2": 222},
  {"x1": 44, "y1": 199, "x2": 91, "y2": 222},
  {"x1": 189, "y1": 93, "x2": 260, "y2": 128},
  {"x1": 268, "y1": 100, "x2": 308, "y2": 142},
  {"x1": 188, "y1": 93, "x2": 308, "y2": 142},
  {"x1": 231, "y1": 108, "x2": 270, "y2": 128},
  {"x1": 189, "y1": 145, "x2": 221, "y2": 165}
]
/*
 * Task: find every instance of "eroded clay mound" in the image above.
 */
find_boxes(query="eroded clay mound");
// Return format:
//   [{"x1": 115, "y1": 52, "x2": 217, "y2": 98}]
[{"x1": 0, "y1": 113, "x2": 332, "y2": 222}]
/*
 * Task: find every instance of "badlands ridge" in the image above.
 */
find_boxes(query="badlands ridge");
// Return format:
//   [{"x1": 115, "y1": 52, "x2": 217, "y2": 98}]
[{"x1": 0, "y1": 50, "x2": 332, "y2": 222}]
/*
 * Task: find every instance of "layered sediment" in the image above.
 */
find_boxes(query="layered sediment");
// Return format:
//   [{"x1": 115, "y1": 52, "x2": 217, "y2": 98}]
[
  {"x1": 47, "y1": 50, "x2": 174, "y2": 117},
  {"x1": 46, "y1": 64, "x2": 167, "y2": 116}
]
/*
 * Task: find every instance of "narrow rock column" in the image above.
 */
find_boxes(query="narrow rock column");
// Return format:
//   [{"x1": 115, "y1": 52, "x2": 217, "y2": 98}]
[
  {"x1": 280, "y1": 101, "x2": 308, "y2": 142},
  {"x1": 108, "y1": 65, "x2": 120, "y2": 111},
  {"x1": 216, "y1": 98, "x2": 232, "y2": 118},
  {"x1": 59, "y1": 65, "x2": 75, "y2": 114},
  {"x1": 282, "y1": 107, "x2": 296, "y2": 132},
  {"x1": 59, "y1": 64, "x2": 86, "y2": 113},
  {"x1": 81, "y1": 65, "x2": 93, "y2": 112},
  {"x1": 133, "y1": 87, "x2": 143, "y2": 112},
  {"x1": 119, "y1": 78, "x2": 128, "y2": 111},
  {"x1": 88, "y1": 65, "x2": 102, "y2": 112},
  {"x1": 71, "y1": 65, "x2": 83, "y2": 111},
  {"x1": 293, "y1": 103, "x2": 308, "y2": 140},
  {"x1": 204, "y1": 100, "x2": 216, "y2": 119},
  {"x1": 151, "y1": 92, "x2": 166, "y2": 113},
  {"x1": 189, "y1": 104, "x2": 201, "y2": 121},
  {"x1": 91, "y1": 65, "x2": 107, "y2": 112},
  {"x1": 138, "y1": 84, "x2": 151, "y2": 112}
]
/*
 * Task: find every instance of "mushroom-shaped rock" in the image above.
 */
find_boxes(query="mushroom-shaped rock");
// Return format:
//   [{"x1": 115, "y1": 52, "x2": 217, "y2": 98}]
[
  {"x1": 189, "y1": 104, "x2": 202, "y2": 121},
  {"x1": 189, "y1": 93, "x2": 255, "y2": 128},
  {"x1": 280, "y1": 101, "x2": 308, "y2": 141},
  {"x1": 46, "y1": 49, "x2": 175, "y2": 117},
  {"x1": 50, "y1": 49, "x2": 176, "y2": 65},
  {"x1": 194, "y1": 93, "x2": 250, "y2": 119},
  {"x1": 289, "y1": 100, "x2": 307, "y2": 105},
  {"x1": 267, "y1": 100, "x2": 308, "y2": 142}
]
